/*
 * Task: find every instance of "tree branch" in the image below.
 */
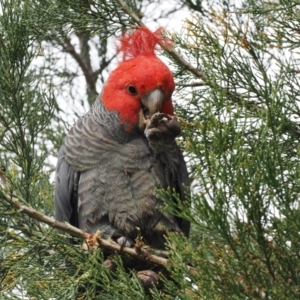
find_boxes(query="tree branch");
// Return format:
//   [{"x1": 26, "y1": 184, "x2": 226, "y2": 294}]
[
  {"x1": 8, "y1": 195, "x2": 89, "y2": 239},
  {"x1": 64, "y1": 36, "x2": 98, "y2": 105},
  {"x1": 3, "y1": 194, "x2": 171, "y2": 267},
  {"x1": 176, "y1": 82, "x2": 205, "y2": 87},
  {"x1": 0, "y1": 166, "x2": 6, "y2": 185}
]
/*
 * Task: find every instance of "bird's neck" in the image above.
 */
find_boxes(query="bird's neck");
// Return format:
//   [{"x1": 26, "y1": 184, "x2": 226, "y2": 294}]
[{"x1": 91, "y1": 97, "x2": 140, "y2": 144}]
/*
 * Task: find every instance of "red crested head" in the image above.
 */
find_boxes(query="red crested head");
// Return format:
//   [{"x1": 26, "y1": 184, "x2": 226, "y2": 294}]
[{"x1": 101, "y1": 27, "x2": 175, "y2": 130}]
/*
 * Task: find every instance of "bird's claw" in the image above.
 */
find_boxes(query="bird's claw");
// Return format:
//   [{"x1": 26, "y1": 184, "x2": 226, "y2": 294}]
[
  {"x1": 104, "y1": 257, "x2": 118, "y2": 272},
  {"x1": 146, "y1": 113, "x2": 181, "y2": 139},
  {"x1": 145, "y1": 113, "x2": 181, "y2": 153},
  {"x1": 137, "y1": 270, "x2": 160, "y2": 289}
]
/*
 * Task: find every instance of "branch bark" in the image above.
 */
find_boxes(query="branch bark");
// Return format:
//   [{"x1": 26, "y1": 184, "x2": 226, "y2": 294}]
[
  {"x1": 3, "y1": 194, "x2": 171, "y2": 267},
  {"x1": 64, "y1": 36, "x2": 98, "y2": 106}
]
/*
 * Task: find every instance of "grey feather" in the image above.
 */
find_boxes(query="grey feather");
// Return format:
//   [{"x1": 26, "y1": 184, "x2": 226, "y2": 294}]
[
  {"x1": 54, "y1": 99, "x2": 190, "y2": 249},
  {"x1": 54, "y1": 146, "x2": 79, "y2": 229}
]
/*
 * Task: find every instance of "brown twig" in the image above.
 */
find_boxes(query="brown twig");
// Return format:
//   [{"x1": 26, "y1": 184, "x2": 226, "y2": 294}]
[
  {"x1": 176, "y1": 82, "x2": 205, "y2": 87},
  {"x1": 64, "y1": 36, "x2": 98, "y2": 104},
  {"x1": 0, "y1": 166, "x2": 6, "y2": 185},
  {"x1": 8, "y1": 195, "x2": 89, "y2": 239},
  {"x1": 3, "y1": 194, "x2": 198, "y2": 271},
  {"x1": 4, "y1": 194, "x2": 170, "y2": 267}
]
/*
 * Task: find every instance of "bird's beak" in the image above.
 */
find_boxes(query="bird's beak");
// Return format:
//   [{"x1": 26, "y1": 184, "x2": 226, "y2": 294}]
[
  {"x1": 139, "y1": 89, "x2": 164, "y2": 130},
  {"x1": 141, "y1": 89, "x2": 164, "y2": 119}
]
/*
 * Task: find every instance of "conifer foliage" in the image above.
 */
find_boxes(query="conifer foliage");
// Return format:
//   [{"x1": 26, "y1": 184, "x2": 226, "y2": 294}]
[{"x1": 1, "y1": 0, "x2": 300, "y2": 299}]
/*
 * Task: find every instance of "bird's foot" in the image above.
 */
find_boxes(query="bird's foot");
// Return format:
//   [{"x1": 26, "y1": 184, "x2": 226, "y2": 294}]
[
  {"x1": 104, "y1": 257, "x2": 118, "y2": 272},
  {"x1": 137, "y1": 270, "x2": 160, "y2": 290},
  {"x1": 145, "y1": 113, "x2": 181, "y2": 153}
]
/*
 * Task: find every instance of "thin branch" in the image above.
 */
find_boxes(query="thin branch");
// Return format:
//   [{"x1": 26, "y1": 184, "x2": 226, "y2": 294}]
[
  {"x1": 64, "y1": 36, "x2": 98, "y2": 101},
  {"x1": 3, "y1": 194, "x2": 171, "y2": 267},
  {"x1": 90, "y1": 231, "x2": 169, "y2": 266},
  {"x1": 2, "y1": 194, "x2": 197, "y2": 272},
  {"x1": 0, "y1": 166, "x2": 6, "y2": 185},
  {"x1": 76, "y1": 32, "x2": 98, "y2": 105},
  {"x1": 93, "y1": 53, "x2": 117, "y2": 79},
  {"x1": 8, "y1": 195, "x2": 88, "y2": 239},
  {"x1": 176, "y1": 82, "x2": 205, "y2": 87}
]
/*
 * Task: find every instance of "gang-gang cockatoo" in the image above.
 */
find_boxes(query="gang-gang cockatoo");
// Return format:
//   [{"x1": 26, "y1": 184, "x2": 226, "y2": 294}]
[{"x1": 54, "y1": 27, "x2": 190, "y2": 250}]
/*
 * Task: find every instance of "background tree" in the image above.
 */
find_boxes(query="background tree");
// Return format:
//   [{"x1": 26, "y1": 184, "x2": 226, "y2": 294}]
[{"x1": 1, "y1": 0, "x2": 300, "y2": 299}]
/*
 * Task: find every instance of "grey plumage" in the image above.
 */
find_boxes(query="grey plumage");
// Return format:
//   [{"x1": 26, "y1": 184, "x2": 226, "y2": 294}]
[{"x1": 55, "y1": 99, "x2": 189, "y2": 249}]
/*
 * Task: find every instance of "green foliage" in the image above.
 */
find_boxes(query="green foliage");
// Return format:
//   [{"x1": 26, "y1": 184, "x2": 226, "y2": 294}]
[
  {"x1": 1, "y1": 0, "x2": 300, "y2": 299},
  {"x1": 169, "y1": 1, "x2": 300, "y2": 298}
]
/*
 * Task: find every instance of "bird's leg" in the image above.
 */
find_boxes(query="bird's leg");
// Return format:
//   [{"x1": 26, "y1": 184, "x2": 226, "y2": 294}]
[
  {"x1": 137, "y1": 270, "x2": 160, "y2": 290},
  {"x1": 104, "y1": 254, "x2": 118, "y2": 272},
  {"x1": 144, "y1": 112, "x2": 181, "y2": 153},
  {"x1": 134, "y1": 226, "x2": 144, "y2": 251}
]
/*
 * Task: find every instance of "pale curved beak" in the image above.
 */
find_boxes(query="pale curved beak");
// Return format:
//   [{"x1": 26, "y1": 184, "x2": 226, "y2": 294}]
[{"x1": 141, "y1": 88, "x2": 164, "y2": 119}]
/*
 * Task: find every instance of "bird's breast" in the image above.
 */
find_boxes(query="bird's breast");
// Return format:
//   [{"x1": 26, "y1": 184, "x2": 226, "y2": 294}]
[{"x1": 77, "y1": 141, "x2": 172, "y2": 235}]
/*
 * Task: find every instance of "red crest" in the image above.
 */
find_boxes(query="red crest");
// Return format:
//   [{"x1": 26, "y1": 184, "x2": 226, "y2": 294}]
[{"x1": 118, "y1": 27, "x2": 173, "y2": 60}]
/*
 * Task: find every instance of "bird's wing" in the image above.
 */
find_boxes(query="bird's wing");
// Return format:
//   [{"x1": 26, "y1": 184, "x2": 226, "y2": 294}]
[
  {"x1": 54, "y1": 145, "x2": 79, "y2": 228},
  {"x1": 54, "y1": 113, "x2": 112, "y2": 227},
  {"x1": 175, "y1": 148, "x2": 190, "y2": 238},
  {"x1": 54, "y1": 114, "x2": 125, "y2": 234},
  {"x1": 157, "y1": 141, "x2": 190, "y2": 238}
]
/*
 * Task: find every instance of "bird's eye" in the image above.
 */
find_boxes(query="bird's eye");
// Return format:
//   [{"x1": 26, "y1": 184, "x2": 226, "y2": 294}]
[{"x1": 127, "y1": 85, "x2": 138, "y2": 95}]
